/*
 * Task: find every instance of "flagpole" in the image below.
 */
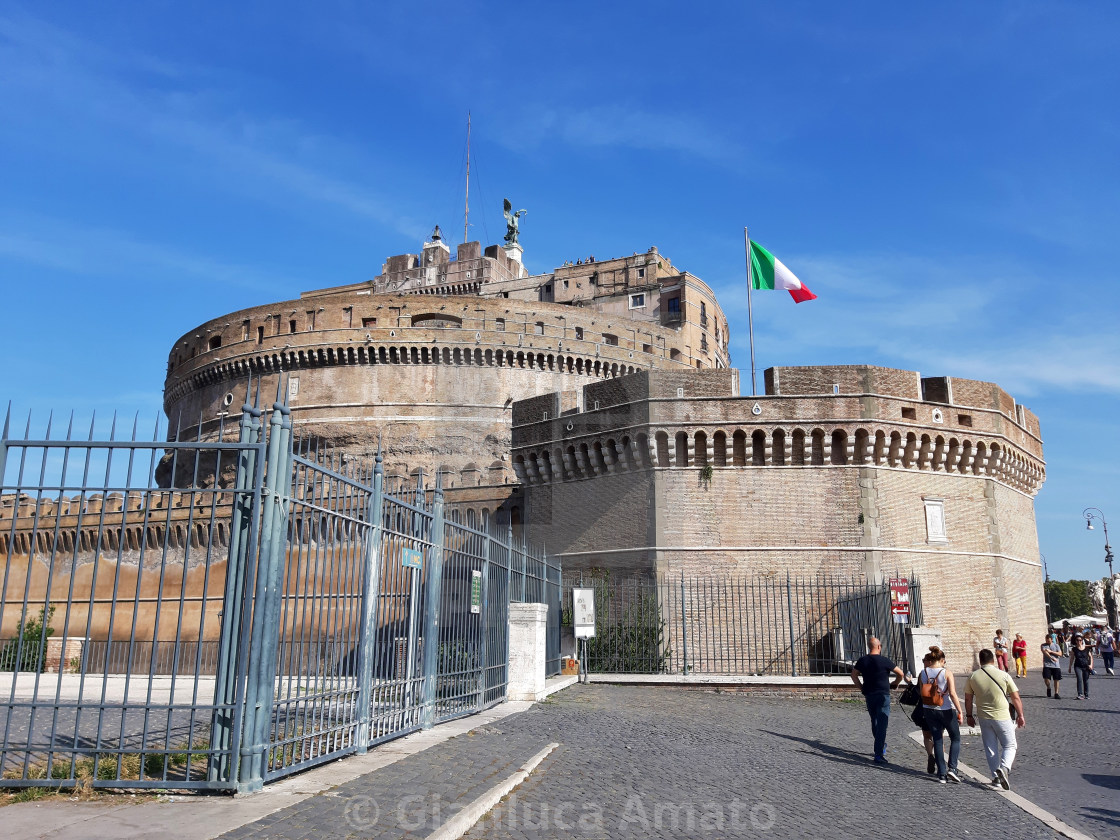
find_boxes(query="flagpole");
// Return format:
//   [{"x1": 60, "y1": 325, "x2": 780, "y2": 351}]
[{"x1": 743, "y1": 226, "x2": 757, "y2": 396}]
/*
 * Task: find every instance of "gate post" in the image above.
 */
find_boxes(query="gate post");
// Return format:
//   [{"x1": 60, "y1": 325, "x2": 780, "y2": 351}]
[
  {"x1": 237, "y1": 384, "x2": 293, "y2": 793},
  {"x1": 419, "y1": 477, "x2": 445, "y2": 729},
  {"x1": 354, "y1": 450, "x2": 385, "y2": 753},
  {"x1": 209, "y1": 395, "x2": 262, "y2": 785}
]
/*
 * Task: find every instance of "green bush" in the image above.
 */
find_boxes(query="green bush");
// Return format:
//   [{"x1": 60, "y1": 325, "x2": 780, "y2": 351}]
[
  {"x1": 585, "y1": 589, "x2": 670, "y2": 674},
  {"x1": 0, "y1": 605, "x2": 56, "y2": 672}
]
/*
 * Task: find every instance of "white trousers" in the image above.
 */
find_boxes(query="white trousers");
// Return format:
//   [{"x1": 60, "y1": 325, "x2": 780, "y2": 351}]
[{"x1": 979, "y1": 718, "x2": 1018, "y2": 775}]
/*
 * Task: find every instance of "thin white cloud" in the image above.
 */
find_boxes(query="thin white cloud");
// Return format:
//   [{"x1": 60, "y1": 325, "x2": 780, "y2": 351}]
[
  {"x1": 505, "y1": 104, "x2": 742, "y2": 163},
  {"x1": 0, "y1": 11, "x2": 427, "y2": 241}
]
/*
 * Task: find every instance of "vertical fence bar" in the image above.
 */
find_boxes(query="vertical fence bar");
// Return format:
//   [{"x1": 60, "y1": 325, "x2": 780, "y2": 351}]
[
  {"x1": 419, "y1": 479, "x2": 445, "y2": 730},
  {"x1": 680, "y1": 573, "x2": 689, "y2": 674},
  {"x1": 786, "y1": 573, "x2": 798, "y2": 677},
  {"x1": 354, "y1": 451, "x2": 385, "y2": 753}
]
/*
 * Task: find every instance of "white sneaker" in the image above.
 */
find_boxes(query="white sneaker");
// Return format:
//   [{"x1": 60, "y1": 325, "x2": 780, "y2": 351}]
[{"x1": 996, "y1": 767, "x2": 1010, "y2": 790}]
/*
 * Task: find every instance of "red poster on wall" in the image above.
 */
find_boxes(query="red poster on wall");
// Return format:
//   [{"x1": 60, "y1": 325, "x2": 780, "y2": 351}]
[{"x1": 890, "y1": 578, "x2": 910, "y2": 624}]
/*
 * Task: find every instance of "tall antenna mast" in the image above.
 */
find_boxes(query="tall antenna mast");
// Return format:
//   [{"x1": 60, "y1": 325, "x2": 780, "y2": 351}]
[{"x1": 463, "y1": 112, "x2": 471, "y2": 244}]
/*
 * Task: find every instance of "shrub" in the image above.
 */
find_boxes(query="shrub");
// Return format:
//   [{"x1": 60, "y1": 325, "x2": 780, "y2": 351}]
[{"x1": 0, "y1": 605, "x2": 56, "y2": 672}]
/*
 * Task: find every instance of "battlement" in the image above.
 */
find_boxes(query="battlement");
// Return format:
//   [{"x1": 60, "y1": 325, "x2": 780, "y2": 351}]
[{"x1": 510, "y1": 368, "x2": 1045, "y2": 496}]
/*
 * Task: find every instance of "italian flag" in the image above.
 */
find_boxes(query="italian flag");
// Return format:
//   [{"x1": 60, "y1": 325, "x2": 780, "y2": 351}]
[{"x1": 750, "y1": 241, "x2": 817, "y2": 303}]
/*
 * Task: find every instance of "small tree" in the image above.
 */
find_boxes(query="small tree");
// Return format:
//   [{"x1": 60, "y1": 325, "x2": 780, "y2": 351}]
[{"x1": 0, "y1": 604, "x2": 56, "y2": 672}]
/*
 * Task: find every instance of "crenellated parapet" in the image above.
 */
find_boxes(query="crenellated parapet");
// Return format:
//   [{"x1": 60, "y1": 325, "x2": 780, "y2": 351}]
[{"x1": 511, "y1": 367, "x2": 1045, "y2": 498}]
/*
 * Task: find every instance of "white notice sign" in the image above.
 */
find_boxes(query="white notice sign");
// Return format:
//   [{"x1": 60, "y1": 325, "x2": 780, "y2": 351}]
[{"x1": 572, "y1": 588, "x2": 596, "y2": 639}]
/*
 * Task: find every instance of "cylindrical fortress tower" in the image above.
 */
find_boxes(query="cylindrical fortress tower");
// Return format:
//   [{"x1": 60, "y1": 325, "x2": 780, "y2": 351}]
[{"x1": 163, "y1": 239, "x2": 731, "y2": 495}]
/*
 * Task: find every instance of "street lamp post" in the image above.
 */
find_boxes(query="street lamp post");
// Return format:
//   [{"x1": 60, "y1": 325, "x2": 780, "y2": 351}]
[
  {"x1": 1041, "y1": 554, "x2": 1051, "y2": 625},
  {"x1": 1084, "y1": 508, "x2": 1116, "y2": 628}
]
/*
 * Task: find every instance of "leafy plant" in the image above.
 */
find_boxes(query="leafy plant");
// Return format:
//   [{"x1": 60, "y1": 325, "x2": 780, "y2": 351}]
[
  {"x1": 0, "y1": 604, "x2": 56, "y2": 672},
  {"x1": 585, "y1": 586, "x2": 670, "y2": 674},
  {"x1": 699, "y1": 464, "x2": 713, "y2": 487}
]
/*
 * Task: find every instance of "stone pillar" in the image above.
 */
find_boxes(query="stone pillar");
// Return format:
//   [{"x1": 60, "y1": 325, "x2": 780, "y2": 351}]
[
  {"x1": 508, "y1": 602, "x2": 548, "y2": 701},
  {"x1": 906, "y1": 626, "x2": 942, "y2": 677}
]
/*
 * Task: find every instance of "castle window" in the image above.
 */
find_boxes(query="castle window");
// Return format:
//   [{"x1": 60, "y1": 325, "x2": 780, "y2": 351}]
[
  {"x1": 701, "y1": 334, "x2": 709, "y2": 352},
  {"x1": 503, "y1": 292, "x2": 509, "y2": 298},
  {"x1": 241, "y1": 320, "x2": 250, "y2": 341},
  {"x1": 535, "y1": 322, "x2": 545, "y2": 335},
  {"x1": 700, "y1": 301, "x2": 708, "y2": 327},
  {"x1": 563, "y1": 280, "x2": 569, "y2": 289},
  {"x1": 670, "y1": 348, "x2": 681, "y2": 362},
  {"x1": 901, "y1": 407, "x2": 917, "y2": 420},
  {"x1": 643, "y1": 343, "x2": 653, "y2": 354},
  {"x1": 495, "y1": 318, "x2": 505, "y2": 331},
  {"x1": 208, "y1": 335, "x2": 222, "y2": 350},
  {"x1": 289, "y1": 319, "x2": 297, "y2": 334},
  {"x1": 363, "y1": 317, "x2": 377, "y2": 328},
  {"x1": 637, "y1": 267, "x2": 645, "y2": 279},
  {"x1": 257, "y1": 326, "x2": 264, "y2": 344},
  {"x1": 666, "y1": 296, "x2": 680, "y2": 313},
  {"x1": 957, "y1": 414, "x2": 973, "y2": 427},
  {"x1": 603, "y1": 333, "x2": 618, "y2": 346},
  {"x1": 924, "y1": 498, "x2": 947, "y2": 543},
  {"x1": 629, "y1": 293, "x2": 645, "y2": 309},
  {"x1": 344, "y1": 307, "x2": 352, "y2": 327},
  {"x1": 575, "y1": 327, "x2": 584, "y2": 340}
]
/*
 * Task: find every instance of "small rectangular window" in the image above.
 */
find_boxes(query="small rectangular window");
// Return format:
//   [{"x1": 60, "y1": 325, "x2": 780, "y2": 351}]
[
  {"x1": 306, "y1": 310, "x2": 316, "y2": 330},
  {"x1": 957, "y1": 414, "x2": 973, "y2": 427},
  {"x1": 602, "y1": 333, "x2": 618, "y2": 346},
  {"x1": 207, "y1": 335, "x2": 221, "y2": 351},
  {"x1": 495, "y1": 318, "x2": 505, "y2": 331},
  {"x1": 362, "y1": 317, "x2": 377, "y2": 328},
  {"x1": 642, "y1": 343, "x2": 653, "y2": 354},
  {"x1": 637, "y1": 267, "x2": 645, "y2": 278},
  {"x1": 241, "y1": 320, "x2": 250, "y2": 341},
  {"x1": 289, "y1": 319, "x2": 297, "y2": 334},
  {"x1": 256, "y1": 326, "x2": 265, "y2": 344},
  {"x1": 901, "y1": 407, "x2": 917, "y2": 420},
  {"x1": 535, "y1": 322, "x2": 545, "y2": 335},
  {"x1": 563, "y1": 280, "x2": 569, "y2": 289},
  {"x1": 344, "y1": 307, "x2": 352, "y2": 328},
  {"x1": 629, "y1": 293, "x2": 645, "y2": 308},
  {"x1": 575, "y1": 327, "x2": 584, "y2": 340},
  {"x1": 667, "y1": 296, "x2": 680, "y2": 313}
]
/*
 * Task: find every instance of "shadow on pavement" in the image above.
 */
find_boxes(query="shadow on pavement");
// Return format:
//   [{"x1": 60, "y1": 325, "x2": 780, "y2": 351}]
[
  {"x1": 1082, "y1": 806, "x2": 1120, "y2": 829},
  {"x1": 1082, "y1": 773, "x2": 1120, "y2": 790},
  {"x1": 758, "y1": 730, "x2": 929, "y2": 780}
]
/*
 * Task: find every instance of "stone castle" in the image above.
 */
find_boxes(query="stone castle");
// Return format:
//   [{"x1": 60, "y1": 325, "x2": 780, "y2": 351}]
[{"x1": 4, "y1": 228, "x2": 1048, "y2": 665}]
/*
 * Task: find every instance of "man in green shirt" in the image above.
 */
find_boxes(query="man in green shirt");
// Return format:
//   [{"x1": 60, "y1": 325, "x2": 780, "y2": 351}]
[{"x1": 965, "y1": 648, "x2": 1026, "y2": 790}]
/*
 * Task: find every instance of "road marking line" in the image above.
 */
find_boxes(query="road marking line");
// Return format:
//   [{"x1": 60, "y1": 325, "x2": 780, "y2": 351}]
[
  {"x1": 423, "y1": 742, "x2": 559, "y2": 840},
  {"x1": 907, "y1": 731, "x2": 1097, "y2": 840}
]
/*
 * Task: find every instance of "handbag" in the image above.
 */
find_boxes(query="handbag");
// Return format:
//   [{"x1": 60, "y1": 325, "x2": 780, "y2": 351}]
[
  {"x1": 899, "y1": 682, "x2": 920, "y2": 707},
  {"x1": 910, "y1": 702, "x2": 927, "y2": 727},
  {"x1": 979, "y1": 666, "x2": 1018, "y2": 722}
]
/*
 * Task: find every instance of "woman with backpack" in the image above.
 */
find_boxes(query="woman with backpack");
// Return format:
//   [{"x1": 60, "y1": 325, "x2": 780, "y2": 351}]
[{"x1": 919, "y1": 645, "x2": 964, "y2": 783}]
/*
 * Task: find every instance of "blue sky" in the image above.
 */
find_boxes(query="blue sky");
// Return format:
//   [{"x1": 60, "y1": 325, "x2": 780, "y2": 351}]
[{"x1": 0, "y1": 2, "x2": 1116, "y2": 582}]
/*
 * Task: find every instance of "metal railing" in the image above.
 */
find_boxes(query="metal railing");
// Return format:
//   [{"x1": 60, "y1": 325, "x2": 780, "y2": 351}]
[
  {"x1": 0, "y1": 381, "x2": 561, "y2": 793},
  {"x1": 566, "y1": 573, "x2": 922, "y2": 676}
]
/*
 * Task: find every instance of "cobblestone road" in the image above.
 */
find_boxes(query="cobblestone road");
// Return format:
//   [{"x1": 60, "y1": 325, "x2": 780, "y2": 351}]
[
  {"x1": 219, "y1": 683, "x2": 1088, "y2": 840},
  {"x1": 961, "y1": 666, "x2": 1119, "y2": 838}
]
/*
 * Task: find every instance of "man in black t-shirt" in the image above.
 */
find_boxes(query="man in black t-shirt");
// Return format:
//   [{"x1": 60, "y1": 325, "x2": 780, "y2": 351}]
[{"x1": 851, "y1": 637, "x2": 906, "y2": 764}]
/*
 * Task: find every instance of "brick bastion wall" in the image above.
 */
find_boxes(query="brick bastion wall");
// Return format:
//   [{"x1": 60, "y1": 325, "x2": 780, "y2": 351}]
[{"x1": 511, "y1": 365, "x2": 1047, "y2": 668}]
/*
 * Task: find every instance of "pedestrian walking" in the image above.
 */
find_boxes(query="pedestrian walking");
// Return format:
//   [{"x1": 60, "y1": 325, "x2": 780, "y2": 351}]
[
  {"x1": 1099, "y1": 627, "x2": 1116, "y2": 676},
  {"x1": 850, "y1": 637, "x2": 906, "y2": 764},
  {"x1": 919, "y1": 645, "x2": 964, "y2": 783},
  {"x1": 1069, "y1": 634, "x2": 1094, "y2": 699},
  {"x1": 1011, "y1": 633, "x2": 1028, "y2": 677},
  {"x1": 965, "y1": 649, "x2": 1026, "y2": 791},
  {"x1": 993, "y1": 630, "x2": 1010, "y2": 671},
  {"x1": 1041, "y1": 634, "x2": 1063, "y2": 698}
]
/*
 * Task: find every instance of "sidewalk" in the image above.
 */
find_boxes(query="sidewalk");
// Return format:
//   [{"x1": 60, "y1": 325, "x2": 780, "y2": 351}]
[{"x1": 1, "y1": 676, "x2": 577, "y2": 840}]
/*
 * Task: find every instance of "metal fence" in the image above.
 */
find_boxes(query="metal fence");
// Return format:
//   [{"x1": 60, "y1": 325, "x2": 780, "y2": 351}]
[
  {"x1": 567, "y1": 574, "x2": 923, "y2": 676},
  {"x1": 0, "y1": 382, "x2": 561, "y2": 792}
]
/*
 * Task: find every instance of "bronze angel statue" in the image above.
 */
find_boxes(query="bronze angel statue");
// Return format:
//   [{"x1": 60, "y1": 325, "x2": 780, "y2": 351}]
[{"x1": 503, "y1": 198, "x2": 527, "y2": 245}]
